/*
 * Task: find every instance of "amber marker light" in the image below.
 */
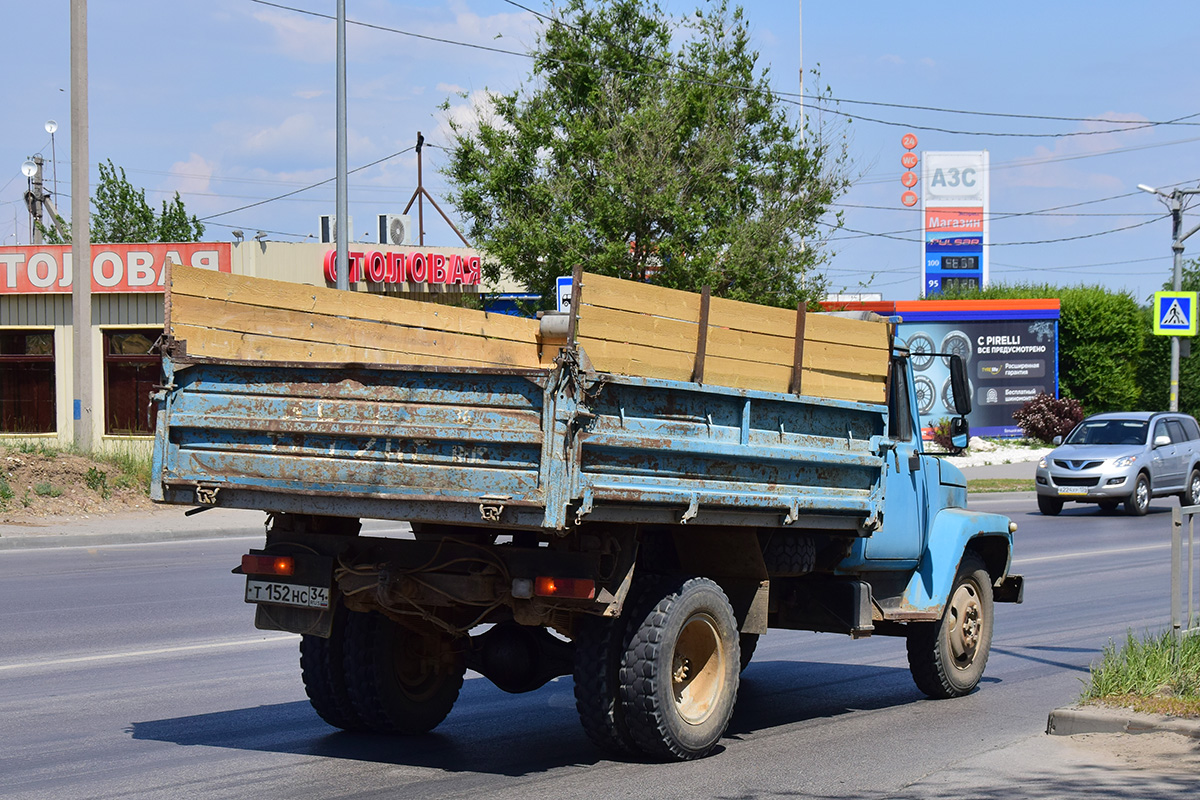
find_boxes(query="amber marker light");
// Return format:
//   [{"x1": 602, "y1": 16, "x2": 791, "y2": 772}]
[
  {"x1": 241, "y1": 554, "x2": 295, "y2": 576},
  {"x1": 534, "y1": 577, "x2": 596, "y2": 599}
]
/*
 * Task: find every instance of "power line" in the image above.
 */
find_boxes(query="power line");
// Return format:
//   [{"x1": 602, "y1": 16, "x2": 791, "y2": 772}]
[
  {"x1": 252, "y1": 0, "x2": 1197, "y2": 140},
  {"x1": 820, "y1": 214, "x2": 1168, "y2": 246},
  {"x1": 199, "y1": 146, "x2": 414, "y2": 221}
]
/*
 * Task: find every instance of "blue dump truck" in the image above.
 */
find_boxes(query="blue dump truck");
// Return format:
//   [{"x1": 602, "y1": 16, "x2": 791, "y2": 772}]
[{"x1": 152, "y1": 266, "x2": 1022, "y2": 761}]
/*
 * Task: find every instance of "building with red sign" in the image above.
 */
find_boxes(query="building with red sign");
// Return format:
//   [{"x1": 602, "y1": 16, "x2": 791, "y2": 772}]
[{"x1": 0, "y1": 241, "x2": 490, "y2": 451}]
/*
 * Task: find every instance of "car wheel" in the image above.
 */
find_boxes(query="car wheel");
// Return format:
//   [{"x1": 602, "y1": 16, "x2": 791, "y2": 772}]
[
  {"x1": 1037, "y1": 495, "x2": 1063, "y2": 516},
  {"x1": 1180, "y1": 468, "x2": 1200, "y2": 507},
  {"x1": 1097, "y1": 500, "x2": 1120, "y2": 514},
  {"x1": 1123, "y1": 473, "x2": 1151, "y2": 516}
]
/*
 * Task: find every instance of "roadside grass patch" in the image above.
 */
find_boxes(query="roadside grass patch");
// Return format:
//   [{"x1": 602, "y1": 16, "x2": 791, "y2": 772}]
[
  {"x1": 1082, "y1": 630, "x2": 1200, "y2": 718},
  {"x1": 33, "y1": 482, "x2": 63, "y2": 497},
  {"x1": 967, "y1": 478, "x2": 1034, "y2": 493}
]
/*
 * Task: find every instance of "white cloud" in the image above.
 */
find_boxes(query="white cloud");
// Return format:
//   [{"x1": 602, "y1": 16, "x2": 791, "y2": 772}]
[
  {"x1": 294, "y1": 89, "x2": 325, "y2": 100},
  {"x1": 437, "y1": 82, "x2": 466, "y2": 94},
  {"x1": 164, "y1": 153, "x2": 215, "y2": 197},
  {"x1": 434, "y1": 88, "x2": 509, "y2": 145},
  {"x1": 251, "y1": 7, "x2": 333, "y2": 64},
  {"x1": 1005, "y1": 112, "x2": 1152, "y2": 193}
]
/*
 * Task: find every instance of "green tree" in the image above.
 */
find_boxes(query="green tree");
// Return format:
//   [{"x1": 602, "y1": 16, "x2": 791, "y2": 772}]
[
  {"x1": 442, "y1": 0, "x2": 850, "y2": 309},
  {"x1": 931, "y1": 282, "x2": 1146, "y2": 414},
  {"x1": 37, "y1": 158, "x2": 205, "y2": 244}
]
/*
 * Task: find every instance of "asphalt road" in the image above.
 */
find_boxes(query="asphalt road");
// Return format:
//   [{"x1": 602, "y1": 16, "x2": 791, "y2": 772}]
[{"x1": 2, "y1": 495, "x2": 1196, "y2": 799}]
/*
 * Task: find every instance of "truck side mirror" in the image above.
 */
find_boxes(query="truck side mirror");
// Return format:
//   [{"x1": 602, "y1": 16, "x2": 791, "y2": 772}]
[
  {"x1": 949, "y1": 416, "x2": 970, "y2": 452},
  {"x1": 948, "y1": 355, "x2": 972, "y2": 415}
]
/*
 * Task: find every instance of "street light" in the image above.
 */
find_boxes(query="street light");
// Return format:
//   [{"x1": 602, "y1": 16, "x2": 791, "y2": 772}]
[
  {"x1": 1139, "y1": 182, "x2": 1200, "y2": 412},
  {"x1": 45, "y1": 120, "x2": 58, "y2": 204}
]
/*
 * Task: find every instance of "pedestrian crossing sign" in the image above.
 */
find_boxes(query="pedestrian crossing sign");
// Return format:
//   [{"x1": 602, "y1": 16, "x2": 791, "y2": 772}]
[{"x1": 1154, "y1": 291, "x2": 1199, "y2": 336}]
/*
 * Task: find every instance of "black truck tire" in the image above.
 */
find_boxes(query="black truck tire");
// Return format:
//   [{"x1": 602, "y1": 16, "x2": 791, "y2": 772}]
[
  {"x1": 906, "y1": 552, "x2": 993, "y2": 699},
  {"x1": 619, "y1": 577, "x2": 740, "y2": 761},
  {"x1": 299, "y1": 607, "x2": 367, "y2": 731},
  {"x1": 342, "y1": 611, "x2": 466, "y2": 734},
  {"x1": 762, "y1": 533, "x2": 817, "y2": 576},
  {"x1": 738, "y1": 633, "x2": 759, "y2": 673},
  {"x1": 572, "y1": 615, "x2": 638, "y2": 755}
]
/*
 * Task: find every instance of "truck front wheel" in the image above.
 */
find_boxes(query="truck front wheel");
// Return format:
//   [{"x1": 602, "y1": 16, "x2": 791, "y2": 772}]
[
  {"x1": 343, "y1": 611, "x2": 466, "y2": 734},
  {"x1": 906, "y1": 552, "x2": 993, "y2": 699},
  {"x1": 619, "y1": 577, "x2": 740, "y2": 760}
]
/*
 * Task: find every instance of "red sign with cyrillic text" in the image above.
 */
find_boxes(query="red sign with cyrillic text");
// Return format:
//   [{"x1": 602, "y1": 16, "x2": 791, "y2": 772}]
[
  {"x1": 0, "y1": 243, "x2": 231, "y2": 294},
  {"x1": 322, "y1": 250, "x2": 481, "y2": 287}
]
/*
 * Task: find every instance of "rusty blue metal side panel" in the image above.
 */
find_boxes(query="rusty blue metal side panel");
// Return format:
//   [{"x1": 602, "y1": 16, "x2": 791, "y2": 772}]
[
  {"x1": 154, "y1": 360, "x2": 555, "y2": 518},
  {"x1": 898, "y1": 507, "x2": 1015, "y2": 613},
  {"x1": 154, "y1": 357, "x2": 892, "y2": 530},
  {"x1": 571, "y1": 373, "x2": 887, "y2": 526}
]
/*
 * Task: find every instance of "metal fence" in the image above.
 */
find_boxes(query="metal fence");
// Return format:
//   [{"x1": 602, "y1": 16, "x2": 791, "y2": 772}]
[{"x1": 1170, "y1": 505, "x2": 1200, "y2": 639}]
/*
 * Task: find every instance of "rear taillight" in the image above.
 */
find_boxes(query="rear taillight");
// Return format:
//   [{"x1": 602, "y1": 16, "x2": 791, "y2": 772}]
[
  {"x1": 534, "y1": 576, "x2": 595, "y2": 599},
  {"x1": 241, "y1": 554, "x2": 295, "y2": 576}
]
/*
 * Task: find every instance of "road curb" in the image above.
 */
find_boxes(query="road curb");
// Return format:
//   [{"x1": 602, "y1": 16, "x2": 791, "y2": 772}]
[
  {"x1": 1047, "y1": 705, "x2": 1200, "y2": 739},
  {"x1": 0, "y1": 526, "x2": 261, "y2": 550}
]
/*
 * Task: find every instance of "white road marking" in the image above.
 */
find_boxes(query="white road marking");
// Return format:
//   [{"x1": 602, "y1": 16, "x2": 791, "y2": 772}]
[
  {"x1": 0, "y1": 634, "x2": 297, "y2": 672},
  {"x1": 1014, "y1": 542, "x2": 1170, "y2": 565}
]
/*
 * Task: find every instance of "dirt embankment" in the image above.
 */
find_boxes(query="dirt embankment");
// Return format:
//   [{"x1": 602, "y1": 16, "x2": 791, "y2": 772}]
[{"x1": 0, "y1": 450, "x2": 152, "y2": 524}]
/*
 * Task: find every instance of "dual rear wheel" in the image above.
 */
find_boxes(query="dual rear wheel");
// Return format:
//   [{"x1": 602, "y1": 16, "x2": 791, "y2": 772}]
[
  {"x1": 573, "y1": 576, "x2": 741, "y2": 761},
  {"x1": 300, "y1": 608, "x2": 466, "y2": 735}
]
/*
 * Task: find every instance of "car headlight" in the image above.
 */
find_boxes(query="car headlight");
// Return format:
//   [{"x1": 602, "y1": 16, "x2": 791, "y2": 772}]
[
  {"x1": 1113, "y1": 455, "x2": 1138, "y2": 468},
  {"x1": 1038, "y1": 456, "x2": 1048, "y2": 468}
]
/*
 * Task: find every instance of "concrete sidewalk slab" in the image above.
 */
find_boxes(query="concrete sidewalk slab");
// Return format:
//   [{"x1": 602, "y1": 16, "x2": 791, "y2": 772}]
[{"x1": 1048, "y1": 705, "x2": 1200, "y2": 740}]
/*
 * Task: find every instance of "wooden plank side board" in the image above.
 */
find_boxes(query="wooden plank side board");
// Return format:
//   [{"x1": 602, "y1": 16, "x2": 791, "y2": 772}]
[
  {"x1": 575, "y1": 305, "x2": 700, "y2": 355},
  {"x1": 573, "y1": 272, "x2": 891, "y2": 403},
  {"x1": 576, "y1": 337, "x2": 694, "y2": 382},
  {"x1": 172, "y1": 323, "x2": 508, "y2": 368},
  {"x1": 172, "y1": 294, "x2": 541, "y2": 367},
  {"x1": 170, "y1": 264, "x2": 540, "y2": 345},
  {"x1": 579, "y1": 273, "x2": 701, "y2": 321}
]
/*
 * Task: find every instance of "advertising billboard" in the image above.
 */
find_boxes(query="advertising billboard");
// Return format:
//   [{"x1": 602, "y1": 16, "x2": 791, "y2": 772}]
[
  {"x1": 922, "y1": 151, "x2": 988, "y2": 297},
  {"x1": 899, "y1": 317, "x2": 1058, "y2": 437}
]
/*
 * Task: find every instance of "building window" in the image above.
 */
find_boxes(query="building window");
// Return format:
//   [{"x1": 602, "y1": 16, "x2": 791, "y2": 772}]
[
  {"x1": 0, "y1": 331, "x2": 56, "y2": 433},
  {"x1": 104, "y1": 329, "x2": 160, "y2": 435}
]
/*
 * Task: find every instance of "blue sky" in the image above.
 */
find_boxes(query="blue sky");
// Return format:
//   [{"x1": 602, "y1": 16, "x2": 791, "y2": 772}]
[{"x1": 3, "y1": 0, "x2": 1199, "y2": 302}]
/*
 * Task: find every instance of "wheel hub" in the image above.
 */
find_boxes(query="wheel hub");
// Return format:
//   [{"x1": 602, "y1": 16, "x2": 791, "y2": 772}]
[
  {"x1": 671, "y1": 613, "x2": 724, "y2": 725},
  {"x1": 946, "y1": 582, "x2": 982, "y2": 668}
]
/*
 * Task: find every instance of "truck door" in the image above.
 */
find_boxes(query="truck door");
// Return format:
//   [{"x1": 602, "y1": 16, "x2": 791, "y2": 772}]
[{"x1": 867, "y1": 355, "x2": 929, "y2": 561}]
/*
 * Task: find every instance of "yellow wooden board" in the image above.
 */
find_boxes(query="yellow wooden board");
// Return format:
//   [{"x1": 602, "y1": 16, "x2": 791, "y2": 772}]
[
  {"x1": 575, "y1": 272, "x2": 890, "y2": 404},
  {"x1": 168, "y1": 264, "x2": 545, "y2": 369},
  {"x1": 579, "y1": 273, "x2": 701, "y2": 322},
  {"x1": 170, "y1": 264, "x2": 540, "y2": 345}
]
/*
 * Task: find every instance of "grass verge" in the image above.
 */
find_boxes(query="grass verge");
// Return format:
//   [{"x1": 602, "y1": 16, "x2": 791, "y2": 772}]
[
  {"x1": 1081, "y1": 630, "x2": 1200, "y2": 718},
  {"x1": 967, "y1": 478, "x2": 1035, "y2": 493}
]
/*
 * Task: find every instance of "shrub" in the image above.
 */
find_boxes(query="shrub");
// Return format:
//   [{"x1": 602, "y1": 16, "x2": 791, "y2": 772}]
[
  {"x1": 930, "y1": 417, "x2": 956, "y2": 450},
  {"x1": 1013, "y1": 393, "x2": 1084, "y2": 443}
]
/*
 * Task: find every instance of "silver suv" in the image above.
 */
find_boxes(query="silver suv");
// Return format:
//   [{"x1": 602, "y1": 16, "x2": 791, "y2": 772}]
[{"x1": 1034, "y1": 412, "x2": 1200, "y2": 516}]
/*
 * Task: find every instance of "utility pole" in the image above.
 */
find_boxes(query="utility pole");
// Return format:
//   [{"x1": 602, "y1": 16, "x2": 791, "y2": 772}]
[
  {"x1": 21, "y1": 156, "x2": 45, "y2": 244},
  {"x1": 71, "y1": 0, "x2": 93, "y2": 450},
  {"x1": 1139, "y1": 183, "x2": 1200, "y2": 412},
  {"x1": 334, "y1": 0, "x2": 349, "y2": 291}
]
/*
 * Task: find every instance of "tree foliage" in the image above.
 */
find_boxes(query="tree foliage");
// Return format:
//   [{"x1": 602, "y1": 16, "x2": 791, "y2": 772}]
[
  {"x1": 37, "y1": 158, "x2": 205, "y2": 244},
  {"x1": 442, "y1": 0, "x2": 850, "y2": 309}
]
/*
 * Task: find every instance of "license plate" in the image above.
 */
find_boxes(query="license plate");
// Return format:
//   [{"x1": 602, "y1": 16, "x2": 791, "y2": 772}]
[
  {"x1": 245, "y1": 579, "x2": 330, "y2": 609},
  {"x1": 1057, "y1": 487, "x2": 1089, "y2": 496}
]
